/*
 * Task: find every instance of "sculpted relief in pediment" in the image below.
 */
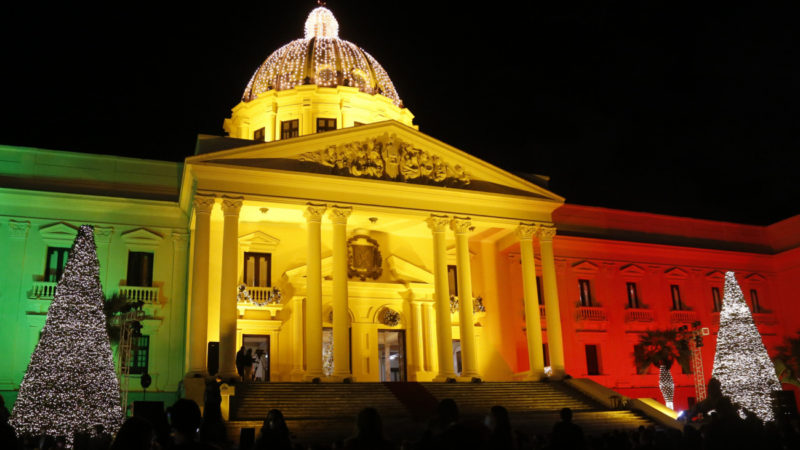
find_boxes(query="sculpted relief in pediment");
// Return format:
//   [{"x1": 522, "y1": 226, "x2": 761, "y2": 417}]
[{"x1": 298, "y1": 133, "x2": 471, "y2": 187}]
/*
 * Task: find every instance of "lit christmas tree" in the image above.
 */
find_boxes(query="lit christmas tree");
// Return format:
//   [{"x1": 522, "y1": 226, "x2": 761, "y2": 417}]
[
  {"x1": 711, "y1": 271, "x2": 781, "y2": 422},
  {"x1": 10, "y1": 225, "x2": 123, "y2": 443}
]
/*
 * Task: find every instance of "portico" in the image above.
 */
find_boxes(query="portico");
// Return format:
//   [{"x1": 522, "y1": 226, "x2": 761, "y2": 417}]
[{"x1": 181, "y1": 121, "x2": 567, "y2": 385}]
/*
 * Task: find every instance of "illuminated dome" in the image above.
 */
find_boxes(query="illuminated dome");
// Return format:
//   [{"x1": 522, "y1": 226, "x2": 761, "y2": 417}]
[{"x1": 242, "y1": 6, "x2": 403, "y2": 106}]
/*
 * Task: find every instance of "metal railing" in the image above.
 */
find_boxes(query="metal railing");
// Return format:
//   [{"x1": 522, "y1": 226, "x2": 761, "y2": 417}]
[
  {"x1": 118, "y1": 286, "x2": 160, "y2": 304},
  {"x1": 625, "y1": 308, "x2": 654, "y2": 323},
  {"x1": 577, "y1": 306, "x2": 607, "y2": 321},
  {"x1": 31, "y1": 281, "x2": 58, "y2": 299},
  {"x1": 669, "y1": 310, "x2": 697, "y2": 324}
]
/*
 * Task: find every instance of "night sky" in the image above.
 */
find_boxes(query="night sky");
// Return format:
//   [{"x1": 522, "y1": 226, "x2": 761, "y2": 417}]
[{"x1": 2, "y1": 2, "x2": 798, "y2": 225}]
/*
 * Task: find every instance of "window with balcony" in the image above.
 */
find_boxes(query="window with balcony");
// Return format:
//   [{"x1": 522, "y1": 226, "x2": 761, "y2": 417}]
[
  {"x1": 253, "y1": 127, "x2": 265, "y2": 141},
  {"x1": 670, "y1": 284, "x2": 684, "y2": 311},
  {"x1": 447, "y1": 265, "x2": 458, "y2": 296},
  {"x1": 750, "y1": 289, "x2": 762, "y2": 313},
  {"x1": 578, "y1": 279, "x2": 593, "y2": 306},
  {"x1": 316, "y1": 118, "x2": 337, "y2": 132},
  {"x1": 44, "y1": 247, "x2": 70, "y2": 283},
  {"x1": 244, "y1": 252, "x2": 272, "y2": 287},
  {"x1": 711, "y1": 287, "x2": 722, "y2": 312},
  {"x1": 280, "y1": 119, "x2": 299, "y2": 139},
  {"x1": 585, "y1": 344, "x2": 601, "y2": 375},
  {"x1": 126, "y1": 252, "x2": 154, "y2": 287},
  {"x1": 130, "y1": 335, "x2": 150, "y2": 375},
  {"x1": 626, "y1": 282, "x2": 640, "y2": 308}
]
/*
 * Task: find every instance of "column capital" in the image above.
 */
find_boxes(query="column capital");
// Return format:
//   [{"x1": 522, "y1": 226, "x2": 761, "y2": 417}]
[
  {"x1": 193, "y1": 194, "x2": 216, "y2": 213},
  {"x1": 426, "y1": 214, "x2": 450, "y2": 233},
  {"x1": 328, "y1": 205, "x2": 353, "y2": 224},
  {"x1": 304, "y1": 203, "x2": 328, "y2": 222},
  {"x1": 538, "y1": 225, "x2": 557, "y2": 242},
  {"x1": 220, "y1": 196, "x2": 244, "y2": 216},
  {"x1": 449, "y1": 217, "x2": 472, "y2": 234},
  {"x1": 94, "y1": 226, "x2": 114, "y2": 244},
  {"x1": 8, "y1": 219, "x2": 30, "y2": 239},
  {"x1": 515, "y1": 223, "x2": 539, "y2": 240}
]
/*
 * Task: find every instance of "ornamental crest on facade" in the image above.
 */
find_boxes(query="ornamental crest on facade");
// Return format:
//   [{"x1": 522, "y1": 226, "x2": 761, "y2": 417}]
[
  {"x1": 347, "y1": 233, "x2": 382, "y2": 280},
  {"x1": 298, "y1": 133, "x2": 470, "y2": 187}
]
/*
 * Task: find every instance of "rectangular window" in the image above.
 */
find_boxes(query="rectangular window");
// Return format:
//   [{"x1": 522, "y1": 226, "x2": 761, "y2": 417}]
[
  {"x1": 750, "y1": 289, "x2": 761, "y2": 313},
  {"x1": 585, "y1": 344, "x2": 600, "y2": 375},
  {"x1": 126, "y1": 252, "x2": 154, "y2": 287},
  {"x1": 130, "y1": 335, "x2": 149, "y2": 375},
  {"x1": 711, "y1": 287, "x2": 722, "y2": 312},
  {"x1": 244, "y1": 252, "x2": 272, "y2": 287},
  {"x1": 447, "y1": 265, "x2": 458, "y2": 296},
  {"x1": 253, "y1": 127, "x2": 265, "y2": 141},
  {"x1": 536, "y1": 276, "x2": 545, "y2": 305},
  {"x1": 44, "y1": 247, "x2": 70, "y2": 283},
  {"x1": 670, "y1": 285, "x2": 683, "y2": 311},
  {"x1": 578, "y1": 279, "x2": 593, "y2": 306},
  {"x1": 280, "y1": 119, "x2": 299, "y2": 139},
  {"x1": 316, "y1": 118, "x2": 337, "y2": 132},
  {"x1": 626, "y1": 282, "x2": 640, "y2": 308}
]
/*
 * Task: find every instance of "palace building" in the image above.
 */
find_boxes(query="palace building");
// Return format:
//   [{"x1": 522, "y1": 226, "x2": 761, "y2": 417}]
[{"x1": 1, "y1": 5, "x2": 799, "y2": 413}]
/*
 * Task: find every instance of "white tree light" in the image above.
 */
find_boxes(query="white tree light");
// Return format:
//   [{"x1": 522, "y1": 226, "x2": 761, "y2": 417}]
[
  {"x1": 711, "y1": 271, "x2": 781, "y2": 422},
  {"x1": 10, "y1": 225, "x2": 123, "y2": 444}
]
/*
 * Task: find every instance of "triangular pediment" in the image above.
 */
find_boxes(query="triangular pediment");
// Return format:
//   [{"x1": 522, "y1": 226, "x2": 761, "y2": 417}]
[
  {"x1": 664, "y1": 267, "x2": 689, "y2": 279},
  {"x1": 620, "y1": 264, "x2": 646, "y2": 276},
  {"x1": 121, "y1": 228, "x2": 164, "y2": 246},
  {"x1": 571, "y1": 260, "x2": 600, "y2": 273},
  {"x1": 705, "y1": 270, "x2": 726, "y2": 281},
  {"x1": 239, "y1": 231, "x2": 280, "y2": 252},
  {"x1": 39, "y1": 222, "x2": 78, "y2": 244},
  {"x1": 745, "y1": 273, "x2": 767, "y2": 283},
  {"x1": 189, "y1": 121, "x2": 563, "y2": 201}
]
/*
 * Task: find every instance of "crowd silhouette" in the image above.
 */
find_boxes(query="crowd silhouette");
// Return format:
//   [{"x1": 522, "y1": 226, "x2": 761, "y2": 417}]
[{"x1": 1, "y1": 387, "x2": 799, "y2": 450}]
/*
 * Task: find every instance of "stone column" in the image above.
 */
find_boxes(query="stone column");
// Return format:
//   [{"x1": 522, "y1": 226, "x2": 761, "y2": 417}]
[
  {"x1": 187, "y1": 194, "x2": 215, "y2": 375},
  {"x1": 304, "y1": 203, "x2": 327, "y2": 380},
  {"x1": 290, "y1": 297, "x2": 305, "y2": 380},
  {"x1": 423, "y1": 302, "x2": 437, "y2": 373},
  {"x1": 411, "y1": 300, "x2": 424, "y2": 375},
  {"x1": 329, "y1": 205, "x2": 352, "y2": 379},
  {"x1": 451, "y1": 217, "x2": 480, "y2": 379},
  {"x1": 539, "y1": 226, "x2": 566, "y2": 378},
  {"x1": 218, "y1": 196, "x2": 243, "y2": 379},
  {"x1": 517, "y1": 223, "x2": 545, "y2": 380},
  {"x1": 427, "y1": 214, "x2": 456, "y2": 380}
]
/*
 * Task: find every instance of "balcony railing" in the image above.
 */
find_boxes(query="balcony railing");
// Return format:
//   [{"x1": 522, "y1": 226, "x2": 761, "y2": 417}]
[
  {"x1": 31, "y1": 281, "x2": 58, "y2": 299},
  {"x1": 753, "y1": 312, "x2": 777, "y2": 326},
  {"x1": 577, "y1": 306, "x2": 607, "y2": 321},
  {"x1": 669, "y1": 310, "x2": 697, "y2": 324},
  {"x1": 625, "y1": 308, "x2": 654, "y2": 323},
  {"x1": 119, "y1": 286, "x2": 160, "y2": 304}
]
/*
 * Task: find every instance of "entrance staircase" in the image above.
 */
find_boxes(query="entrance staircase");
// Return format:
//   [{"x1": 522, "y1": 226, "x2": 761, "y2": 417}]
[{"x1": 226, "y1": 381, "x2": 653, "y2": 445}]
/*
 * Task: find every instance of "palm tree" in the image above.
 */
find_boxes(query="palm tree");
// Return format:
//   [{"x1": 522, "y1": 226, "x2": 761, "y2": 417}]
[
  {"x1": 775, "y1": 331, "x2": 800, "y2": 389},
  {"x1": 633, "y1": 329, "x2": 691, "y2": 409}
]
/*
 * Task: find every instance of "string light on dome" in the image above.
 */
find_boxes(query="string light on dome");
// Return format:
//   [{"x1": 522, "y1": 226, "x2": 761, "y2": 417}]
[
  {"x1": 242, "y1": 6, "x2": 402, "y2": 107},
  {"x1": 711, "y1": 271, "x2": 781, "y2": 422}
]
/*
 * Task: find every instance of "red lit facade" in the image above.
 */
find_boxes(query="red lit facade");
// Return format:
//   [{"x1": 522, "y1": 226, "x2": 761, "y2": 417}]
[{"x1": 499, "y1": 204, "x2": 800, "y2": 410}]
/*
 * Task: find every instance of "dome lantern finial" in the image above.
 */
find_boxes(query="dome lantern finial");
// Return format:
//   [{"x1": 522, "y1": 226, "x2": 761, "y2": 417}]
[{"x1": 305, "y1": 5, "x2": 339, "y2": 39}]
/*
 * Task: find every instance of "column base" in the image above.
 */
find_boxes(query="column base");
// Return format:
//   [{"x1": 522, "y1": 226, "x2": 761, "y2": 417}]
[
  {"x1": 331, "y1": 373, "x2": 355, "y2": 383},
  {"x1": 290, "y1": 370, "x2": 306, "y2": 382},
  {"x1": 548, "y1": 367, "x2": 566, "y2": 380},
  {"x1": 458, "y1": 372, "x2": 482, "y2": 382},
  {"x1": 432, "y1": 373, "x2": 458, "y2": 382},
  {"x1": 303, "y1": 373, "x2": 325, "y2": 383},
  {"x1": 218, "y1": 371, "x2": 242, "y2": 384},
  {"x1": 515, "y1": 370, "x2": 544, "y2": 382},
  {"x1": 183, "y1": 375, "x2": 207, "y2": 412}
]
